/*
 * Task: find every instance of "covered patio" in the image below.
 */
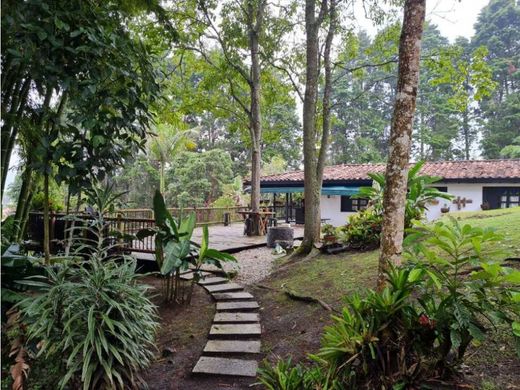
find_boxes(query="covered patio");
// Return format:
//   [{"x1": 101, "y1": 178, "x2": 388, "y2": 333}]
[{"x1": 258, "y1": 185, "x2": 361, "y2": 224}]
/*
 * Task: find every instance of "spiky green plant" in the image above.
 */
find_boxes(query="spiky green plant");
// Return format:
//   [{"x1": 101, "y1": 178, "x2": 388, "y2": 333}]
[{"x1": 20, "y1": 258, "x2": 158, "y2": 389}]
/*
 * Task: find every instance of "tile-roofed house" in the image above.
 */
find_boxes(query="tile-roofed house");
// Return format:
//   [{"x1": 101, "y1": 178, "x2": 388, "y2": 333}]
[
  {"x1": 258, "y1": 159, "x2": 520, "y2": 184},
  {"x1": 255, "y1": 159, "x2": 520, "y2": 226}
]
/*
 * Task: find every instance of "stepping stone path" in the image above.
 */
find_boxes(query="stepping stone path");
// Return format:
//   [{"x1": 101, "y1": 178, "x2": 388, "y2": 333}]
[{"x1": 187, "y1": 271, "x2": 261, "y2": 378}]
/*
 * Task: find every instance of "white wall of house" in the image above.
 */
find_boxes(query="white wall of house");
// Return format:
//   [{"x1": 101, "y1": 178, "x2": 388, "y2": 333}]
[
  {"x1": 320, "y1": 195, "x2": 355, "y2": 226},
  {"x1": 320, "y1": 182, "x2": 520, "y2": 227},
  {"x1": 425, "y1": 182, "x2": 520, "y2": 220}
]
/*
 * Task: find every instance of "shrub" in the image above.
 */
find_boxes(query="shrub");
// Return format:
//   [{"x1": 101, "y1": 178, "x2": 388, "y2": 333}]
[
  {"x1": 404, "y1": 218, "x2": 520, "y2": 374},
  {"x1": 20, "y1": 258, "x2": 158, "y2": 389},
  {"x1": 31, "y1": 190, "x2": 65, "y2": 212},
  {"x1": 338, "y1": 209, "x2": 382, "y2": 250},
  {"x1": 259, "y1": 219, "x2": 520, "y2": 388}
]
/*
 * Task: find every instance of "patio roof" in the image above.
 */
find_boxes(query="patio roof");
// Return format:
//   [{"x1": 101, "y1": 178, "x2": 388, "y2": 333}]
[{"x1": 258, "y1": 186, "x2": 360, "y2": 195}]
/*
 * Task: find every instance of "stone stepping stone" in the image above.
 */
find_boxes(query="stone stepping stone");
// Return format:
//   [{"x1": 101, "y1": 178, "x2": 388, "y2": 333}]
[
  {"x1": 199, "y1": 277, "x2": 229, "y2": 285},
  {"x1": 204, "y1": 283, "x2": 243, "y2": 293},
  {"x1": 213, "y1": 312, "x2": 260, "y2": 323},
  {"x1": 180, "y1": 271, "x2": 212, "y2": 280},
  {"x1": 210, "y1": 323, "x2": 261, "y2": 337},
  {"x1": 204, "y1": 340, "x2": 261, "y2": 354},
  {"x1": 216, "y1": 301, "x2": 259, "y2": 311},
  {"x1": 192, "y1": 356, "x2": 258, "y2": 377},
  {"x1": 212, "y1": 292, "x2": 254, "y2": 301}
]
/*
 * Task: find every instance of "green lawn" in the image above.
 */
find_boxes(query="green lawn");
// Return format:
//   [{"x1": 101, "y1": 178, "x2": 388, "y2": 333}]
[
  {"x1": 259, "y1": 207, "x2": 520, "y2": 388},
  {"x1": 269, "y1": 207, "x2": 520, "y2": 305}
]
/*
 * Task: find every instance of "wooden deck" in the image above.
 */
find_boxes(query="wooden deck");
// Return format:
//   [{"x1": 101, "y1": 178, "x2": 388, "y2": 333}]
[{"x1": 134, "y1": 222, "x2": 304, "y2": 261}]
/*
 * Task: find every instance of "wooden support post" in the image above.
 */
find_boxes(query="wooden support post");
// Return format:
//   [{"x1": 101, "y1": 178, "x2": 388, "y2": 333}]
[{"x1": 285, "y1": 193, "x2": 289, "y2": 223}]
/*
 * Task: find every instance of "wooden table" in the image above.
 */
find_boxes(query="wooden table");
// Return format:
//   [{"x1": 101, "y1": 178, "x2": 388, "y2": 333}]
[{"x1": 237, "y1": 211, "x2": 275, "y2": 236}]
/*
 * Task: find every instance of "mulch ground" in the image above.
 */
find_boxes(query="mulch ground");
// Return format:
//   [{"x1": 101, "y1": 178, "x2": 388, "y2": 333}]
[{"x1": 142, "y1": 275, "x2": 255, "y2": 390}]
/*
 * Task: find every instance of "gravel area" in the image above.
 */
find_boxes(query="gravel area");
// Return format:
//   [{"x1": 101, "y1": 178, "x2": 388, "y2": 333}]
[{"x1": 222, "y1": 247, "x2": 284, "y2": 286}]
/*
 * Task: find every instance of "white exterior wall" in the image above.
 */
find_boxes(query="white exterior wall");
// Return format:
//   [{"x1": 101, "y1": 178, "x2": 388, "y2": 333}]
[
  {"x1": 425, "y1": 182, "x2": 520, "y2": 220},
  {"x1": 320, "y1": 182, "x2": 520, "y2": 227},
  {"x1": 320, "y1": 195, "x2": 355, "y2": 226}
]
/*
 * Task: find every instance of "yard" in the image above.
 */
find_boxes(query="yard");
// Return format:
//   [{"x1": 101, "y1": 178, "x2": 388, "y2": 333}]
[{"x1": 138, "y1": 207, "x2": 520, "y2": 389}]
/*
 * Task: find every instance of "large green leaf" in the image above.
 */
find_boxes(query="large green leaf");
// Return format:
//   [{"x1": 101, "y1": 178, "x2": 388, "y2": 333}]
[
  {"x1": 179, "y1": 212, "x2": 196, "y2": 241},
  {"x1": 153, "y1": 190, "x2": 176, "y2": 234}
]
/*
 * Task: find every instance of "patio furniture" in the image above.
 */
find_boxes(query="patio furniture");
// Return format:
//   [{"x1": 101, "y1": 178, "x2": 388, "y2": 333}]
[{"x1": 238, "y1": 210, "x2": 275, "y2": 236}]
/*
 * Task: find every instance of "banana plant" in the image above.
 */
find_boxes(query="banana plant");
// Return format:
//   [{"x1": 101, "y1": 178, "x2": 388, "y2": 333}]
[{"x1": 137, "y1": 190, "x2": 236, "y2": 304}]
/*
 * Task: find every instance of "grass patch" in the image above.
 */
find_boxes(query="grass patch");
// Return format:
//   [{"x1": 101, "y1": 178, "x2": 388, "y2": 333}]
[
  {"x1": 446, "y1": 207, "x2": 520, "y2": 259},
  {"x1": 259, "y1": 207, "x2": 520, "y2": 387},
  {"x1": 267, "y1": 207, "x2": 520, "y2": 306},
  {"x1": 267, "y1": 250, "x2": 378, "y2": 306}
]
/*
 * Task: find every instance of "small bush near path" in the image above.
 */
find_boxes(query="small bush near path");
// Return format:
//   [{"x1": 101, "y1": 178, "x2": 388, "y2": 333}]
[{"x1": 19, "y1": 259, "x2": 159, "y2": 389}]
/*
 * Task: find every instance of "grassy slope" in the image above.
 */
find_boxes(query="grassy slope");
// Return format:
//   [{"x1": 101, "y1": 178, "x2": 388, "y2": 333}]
[
  {"x1": 260, "y1": 207, "x2": 520, "y2": 389},
  {"x1": 269, "y1": 207, "x2": 520, "y2": 300}
]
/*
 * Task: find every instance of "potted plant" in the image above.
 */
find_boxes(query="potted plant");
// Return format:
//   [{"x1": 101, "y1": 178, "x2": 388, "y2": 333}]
[
  {"x1": 480, "y1": 201, "x2": 490, "y2": 210},
  {"x1": 440, "y1": 203, "x2": 450, "y2": 213},
  {"x1": 321, "y1": 224, "x2": 337, "y2": 244}
]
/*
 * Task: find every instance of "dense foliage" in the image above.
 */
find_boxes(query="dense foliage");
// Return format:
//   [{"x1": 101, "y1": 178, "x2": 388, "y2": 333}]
[
  {"x1": 337, "y1": 162, "x2": 452, "y2": 249},
  {"x1": 259, "y1": 219, "x2": 520, "y2": 389},
  {"x1": 137, "y1": 190, "x2": 236, "y2": 303},
  {"x1": 20, "y1": 259, "x2": 158, "y2": 389}
]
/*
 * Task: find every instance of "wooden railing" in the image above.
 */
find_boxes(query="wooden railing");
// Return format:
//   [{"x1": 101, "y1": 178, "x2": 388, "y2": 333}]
[
  {"x1": 112, "y1": 206, "x2": 249, "y2": 226},
  {"x1": 27, "y1": 207, "x2": 249, "y2": 255}
]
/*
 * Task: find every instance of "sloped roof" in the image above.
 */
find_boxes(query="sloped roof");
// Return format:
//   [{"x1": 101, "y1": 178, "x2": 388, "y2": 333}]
[{"x1": 259, "y1": 159, "x2": 520, "y2": 184}]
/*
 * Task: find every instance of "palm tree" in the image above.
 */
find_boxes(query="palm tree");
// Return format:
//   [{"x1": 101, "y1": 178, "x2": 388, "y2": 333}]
[{"x1": 148, "y1": 122, "x2": 199, "y2": 195}]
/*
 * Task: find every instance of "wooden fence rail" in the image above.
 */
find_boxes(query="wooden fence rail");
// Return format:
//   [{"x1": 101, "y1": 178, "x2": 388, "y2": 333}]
[
  {"x1": 27, "y1": 207, "x2": 249, "y2": 255},
  {"x1": 111, "y1": 206, "x2": 249, "y2": 225}
]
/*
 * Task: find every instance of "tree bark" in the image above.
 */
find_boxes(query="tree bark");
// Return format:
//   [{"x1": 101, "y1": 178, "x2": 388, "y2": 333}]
[
  {"x1": 43, "y1": 172, "x2": 51, "y2": 264},
  {"x1": 462, "y1": 107, "x2": 470, "y2": 160},
  {"x1": 13, "y1": 164, "x2": 33, "y2": 242},
  {"x1": 377, "y1": 0, "x2": 426, "y2": 289},
  {"x1": 248, "y1": 0, "x2": 265, "y2": 234},
  {"x1": 1, "y1": 78, "x2": 31, "y2": 201},
  {"x1": 300, "y1": 0, "x2": 332, "y2": 254}
]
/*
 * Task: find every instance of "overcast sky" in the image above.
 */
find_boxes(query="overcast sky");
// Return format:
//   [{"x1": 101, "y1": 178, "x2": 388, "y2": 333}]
[{"x1": 356, "y1": 0, "x2": 489, "y2": 41}]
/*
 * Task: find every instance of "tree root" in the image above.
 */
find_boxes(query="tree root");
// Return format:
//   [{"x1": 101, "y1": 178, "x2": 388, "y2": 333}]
[
  {"x1": 253, "y1": 283, "x2": 338, "y2": 312},
  {"x1": 278, "y1": 247, "x2": 321, "y2": 271},
  {"x1": 283, "y1": 288, "x2": 338, "y2": 312}
]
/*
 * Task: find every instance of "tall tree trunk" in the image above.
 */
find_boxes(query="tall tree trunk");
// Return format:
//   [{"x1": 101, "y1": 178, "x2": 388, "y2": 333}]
[
  {"x1": 160, "y1": 160, "x2": 165, "y2": 194},
  {"x1": 248, "y1": 0, "x2": 265, "y2": 234},
  {"x1": 377, "y1": 0, "x2": 426, "y2": 289},
  {"x1": 300, "y1": 0, "x2": 331, "y2": 254},
  {"x1": 462, "y1": 107, "x2": 470, "y2": 160},
  {"x1": 43, "y1": 172, "x2": 51, "y2": 264},
  {"x1": 1, "y1": 78, "x2": 31, "y2": 201},
  {"x1": 13, "y1": 164, "x2": 33, "y2": 242}
]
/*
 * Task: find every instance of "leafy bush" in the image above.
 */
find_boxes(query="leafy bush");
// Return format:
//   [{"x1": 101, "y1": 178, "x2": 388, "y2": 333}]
[
  {"x1": 20, "y1": 258, "x2": 158, "y2": 389},
  {"x1": 404, "y1": 218, "x2": 520, "y2": 373},
  {"x1": 338, "y1": 209, "x2": 382, "y2": 250},
  {"x1": 211, "y1": 195, "x2": 236, "y2": 208},
  {"x1": 31, "y1": 190, "x2": 65, "y2": 212},
  {"x1": 138, "y1": 190, "x2": 236, "y2": 303},
  {"x1": 259, "y1": 219, "x2": 520, "y2": 388}
]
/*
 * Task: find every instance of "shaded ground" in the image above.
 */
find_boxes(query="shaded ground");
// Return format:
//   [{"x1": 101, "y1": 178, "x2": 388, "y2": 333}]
[
  {"x1": 144, "y1": 208, "x2": 519, "y2": 389},
  {"x1": 142, "y1": 275, "x2": 255, "y2": 390}
]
